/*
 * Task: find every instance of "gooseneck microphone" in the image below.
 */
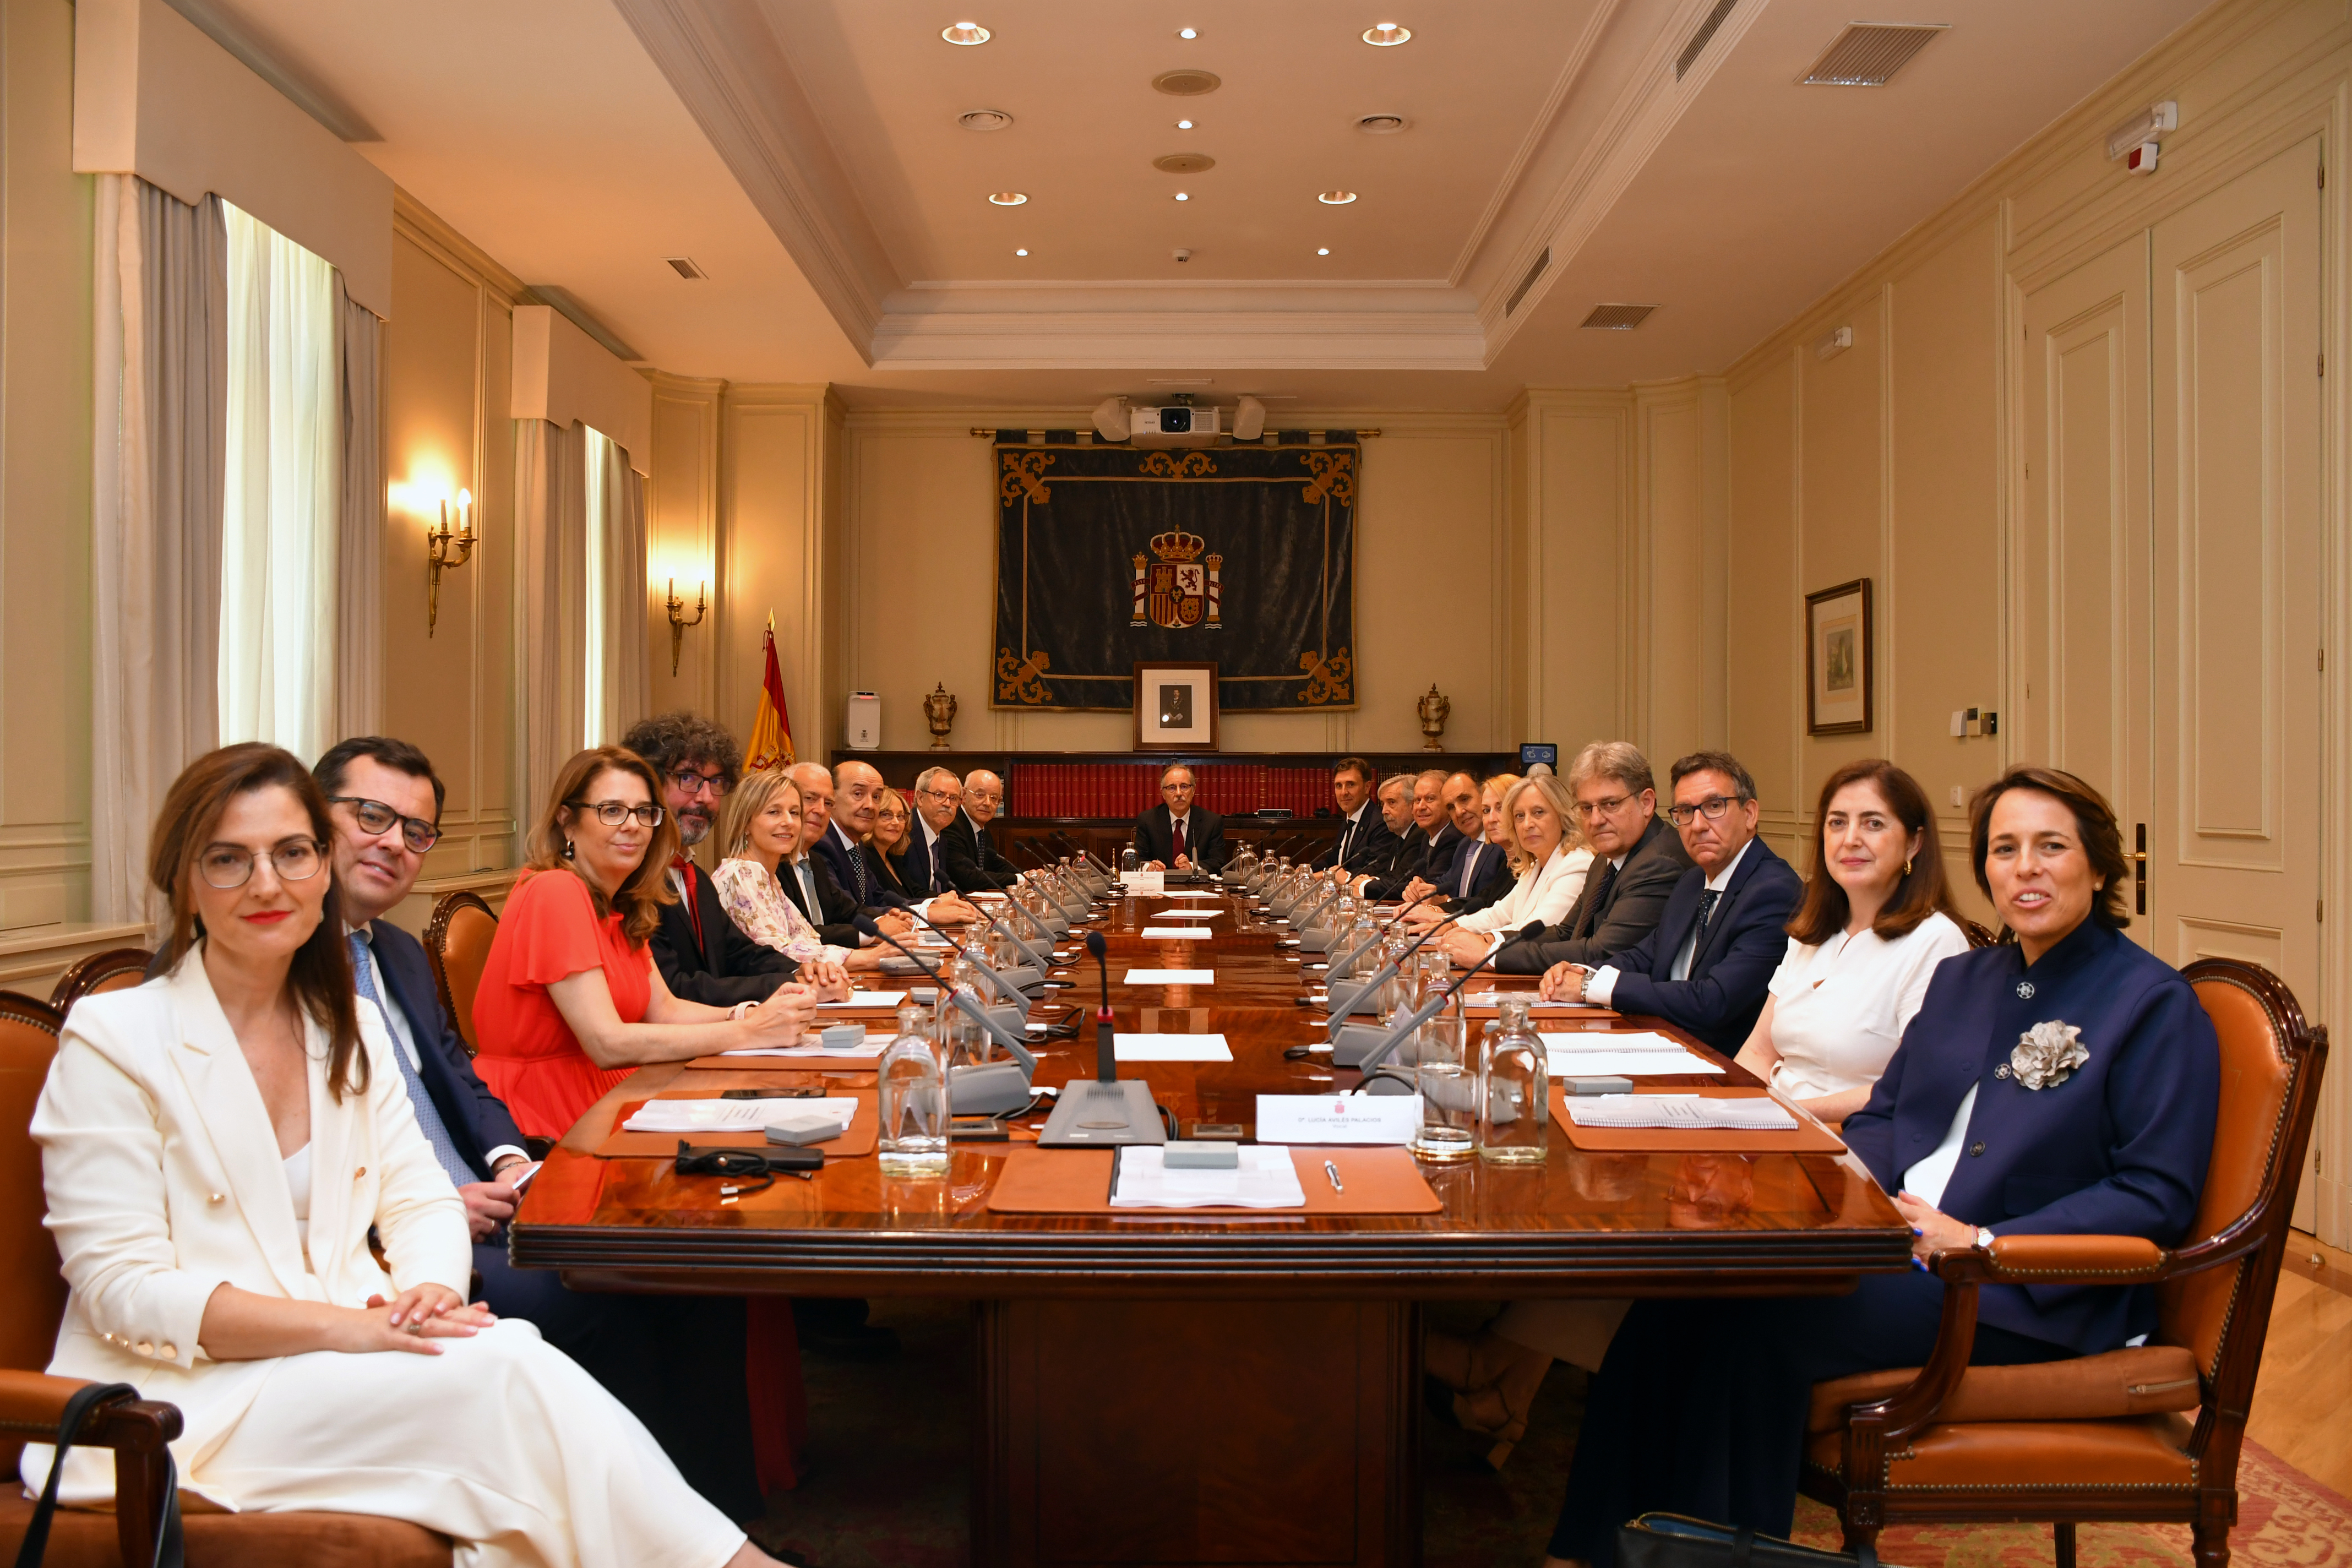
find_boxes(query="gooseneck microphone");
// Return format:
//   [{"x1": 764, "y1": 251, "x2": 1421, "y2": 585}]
[
  {"x1": 1085, "y1": 930, "x2": 1117, "y2": 1082},
  {"x1": 1348, "y1": 921, "x2": 1545, "y2": 1087},
  {"x1": 852, "y1": 916, "x2": 1036, "y2": 1074},
  {"x1": 1322, "y1": 888, "x2": 1444, "y2": 976},
  {"x1": 1323, "y1": 897, "x2": 1455, "y2": 1019},
  {"x1": 1035, "y1": 928, "x2": 1164, "y2": 1146},
  {"x1": 896, "y1": 904, "x2": 1038, "y2": 1011}
]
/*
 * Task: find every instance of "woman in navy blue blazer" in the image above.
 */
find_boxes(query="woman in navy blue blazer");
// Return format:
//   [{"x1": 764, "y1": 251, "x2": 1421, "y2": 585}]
[{"x1": 1542, "y1": 766, "x2": 2221, "y2": 1567}]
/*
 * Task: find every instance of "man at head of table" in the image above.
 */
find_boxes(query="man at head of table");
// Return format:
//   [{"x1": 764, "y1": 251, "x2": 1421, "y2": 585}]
[{"x1": 1135, "y1": 763, "x2": 1228, "y2": 873}]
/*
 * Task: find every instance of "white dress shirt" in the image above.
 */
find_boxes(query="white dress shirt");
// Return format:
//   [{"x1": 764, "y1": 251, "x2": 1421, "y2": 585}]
[
  {"x1": 351, "y1": 923, "x2": 526, "y2": 1174},
  {"x1": 1763, "y1": 911, "x2": 1970, "y2": 1099},
  {"x1": 1458, "y1": 844, "x2": 1592, "y2": 938},
  {"x1": 1333, "y1": 802, "x2": 1370, "y2": 865},
  {"x1": 1585, "y1": 839, "x2": 1752, "y2": 1007},
  {"x1": 1903, "y1": 1084, "x2": 1979, "y2": 1208}
]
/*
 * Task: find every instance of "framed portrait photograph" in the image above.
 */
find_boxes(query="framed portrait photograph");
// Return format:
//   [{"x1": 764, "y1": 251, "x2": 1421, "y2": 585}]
[
  {"x1": 1134, "y1": 661, "x2": 1219, "y2": 752},
  {"x1": 1805, "y1": 579, "x2": 1874, "y2": 736}
]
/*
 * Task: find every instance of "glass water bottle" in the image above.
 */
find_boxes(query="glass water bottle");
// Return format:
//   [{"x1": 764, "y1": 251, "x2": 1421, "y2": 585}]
[
  {"x1": 1408, "y1": 997, "x2": 1477, "y2": 1162},
  {"x1": 878, "y1": 1002, "x2": 949, "y2": 1176},
  {"x1": 1478, "y1": 998, "x2": 1550, "y2": 1164}
]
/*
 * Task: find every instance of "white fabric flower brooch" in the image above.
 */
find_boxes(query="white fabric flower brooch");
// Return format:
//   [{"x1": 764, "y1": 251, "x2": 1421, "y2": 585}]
[{"x1": 2009, "y1": 1020, "x2": 2088, "y2": 1090}]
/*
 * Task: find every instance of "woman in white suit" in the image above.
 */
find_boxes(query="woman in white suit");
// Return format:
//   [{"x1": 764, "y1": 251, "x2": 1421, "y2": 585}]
[
  {"x1": 25, "y1": 744, "x2": 781, "y2": 1568},
  {"x1": 1403, "y1": 771, "x2": 1592, "y2": 967}
]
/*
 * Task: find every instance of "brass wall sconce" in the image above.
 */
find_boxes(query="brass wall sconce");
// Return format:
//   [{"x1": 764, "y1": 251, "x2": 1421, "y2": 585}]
[
  {"x1": 425, "y1": 490, "x2": 474, "y2": 637},
  {"x1": 666, "y1": 578, "x2": 708, "y2": 676}
]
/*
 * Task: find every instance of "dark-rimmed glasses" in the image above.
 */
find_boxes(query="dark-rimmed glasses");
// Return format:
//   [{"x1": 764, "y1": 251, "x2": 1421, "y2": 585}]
[
  {"x1": 1664, "y1": 796, "x2": 1741, "y2": 827},
  {"x1": 198, "y1": 838, "x2": 326, "y2": 890},
  {"x1": 667, "y1": 769, "x2": 731, "y2": 799},
  {"x1": 567, "y1": 800, "x2": 665, "y2": 827},
  {"x1": 328, "y1": 795, "x2": 441, "y2": 853}
]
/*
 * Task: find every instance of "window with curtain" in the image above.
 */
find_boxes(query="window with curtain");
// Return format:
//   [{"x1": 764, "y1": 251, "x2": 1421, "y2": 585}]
[
  {"x1": 584, "y1": 426, "x2": 611, "y2": 745},
  {"x1": 217, "y1": 201, "x2": 340, "y2": 761}
]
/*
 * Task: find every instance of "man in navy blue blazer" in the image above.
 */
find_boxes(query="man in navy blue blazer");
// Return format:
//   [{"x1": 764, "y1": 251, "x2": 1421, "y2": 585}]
[
  {"x1": 799, "y1": 758, "x2": 980, "y2": 929},
  {"x1": 1542, "y1": 750, "x2": 1801, "y2": 1055},
  {"x1": 315, "y1": 738, "x2": 763, "y2": 1517},
  {"x1": 1313, "y1": 758, "x2": 1398, "y2": 874}
]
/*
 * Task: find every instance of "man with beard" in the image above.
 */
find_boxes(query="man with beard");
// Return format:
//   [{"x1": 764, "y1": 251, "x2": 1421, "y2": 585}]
[{"x1": 620, "y1": 712, "x2": 816, "y2": 1005}]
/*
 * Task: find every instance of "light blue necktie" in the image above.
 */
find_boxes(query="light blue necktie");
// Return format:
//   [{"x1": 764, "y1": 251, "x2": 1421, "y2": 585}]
[
  {"x1": 1458, "y1": 842, "x2": 1481, "y2": 898},
  {"x1": 349, "y1": 930, "x2": 473, "y2": 1187}
]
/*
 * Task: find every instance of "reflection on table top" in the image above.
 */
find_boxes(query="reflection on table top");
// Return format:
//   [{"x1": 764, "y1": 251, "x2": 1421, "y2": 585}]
[{"x1": 511, "y1": 888, "x2": 1911, "y2": 1297}]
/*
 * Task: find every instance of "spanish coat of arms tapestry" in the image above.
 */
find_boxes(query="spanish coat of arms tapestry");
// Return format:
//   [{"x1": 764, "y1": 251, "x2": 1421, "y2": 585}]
[{"x1": 989, "y1": 438, "x2": 1359, "y2": 711}]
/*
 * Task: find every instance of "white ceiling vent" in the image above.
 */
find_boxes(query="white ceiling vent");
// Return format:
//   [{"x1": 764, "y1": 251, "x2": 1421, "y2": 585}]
[
  {"x1": 1675, "y1": 0, "x2": 1740, "y2": 80},
  {"x1": 1580, "y1": 303, "x2": 1657, "y2": 330},
  {"x1": 1505, "y1": 248, "x2": 1550, "y2": 315},
  {"x1": 1800, "y1": 23, "x2": 1947, "y2": 86},
  {"x1": 1357, "y1": 113, "x2": 1409, "y2": 135}
]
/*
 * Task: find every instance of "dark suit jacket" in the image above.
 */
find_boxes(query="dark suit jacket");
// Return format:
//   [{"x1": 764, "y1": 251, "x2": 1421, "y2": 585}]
[
  {"x1": 1845, "y1": 921, "x2": 2218, "y2": 1352},
  {"x1": 1593, "y1": 837, "x2": 1802, "y2": 1054},
  {"x1": 368, "y1": 921, "x2": 530, "y2": 1183},
  {"x1": 940, "y1": 810, "x2": 1019, "y2": 893},
  {"x1": 1133, "y1": 805, "x2": 1228, "y2": 872},
  {"x1": 1365, "y1": 823, "x2": 1463, "y2": 902},
  {"x1": 865, "y1": 842, "x2": 916, "y2": 901},
  {"x1": 1440, "y1": 835, "x2": 1517, "y2": 917},
  {"x1": 650, "y1": 861, "x2": 798, "y2": 1008},
  {"x1": 899, "y1": 823, "x2": 957, "y2": 899},
  {"x1": 814, "y1": 821, "x2": 908, "y2": 912},
  {"x1": 778, "y1": 852, "x2": 864, "y2": 949},
  {"x1": 1497, "y1": 813, "x2": 1693, "y2": 973},
  {"x1": 1314, "y1": 805, "x2": 1396, "y2": 873}
]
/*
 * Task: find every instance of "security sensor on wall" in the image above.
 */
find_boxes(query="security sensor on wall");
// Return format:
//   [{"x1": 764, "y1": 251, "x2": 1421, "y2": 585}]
[{"x1": 1172, "y1": 248, "x2": 1191, "y2": 263}]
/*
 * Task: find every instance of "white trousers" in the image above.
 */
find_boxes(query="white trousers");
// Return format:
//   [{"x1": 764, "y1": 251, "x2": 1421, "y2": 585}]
[
  {"x1": 1490, "y1": 1297, "x2": 1633, "y2": 1373},
  {"x1": 193, "y1": 1320, "x2": 743, "y2": 1568}
]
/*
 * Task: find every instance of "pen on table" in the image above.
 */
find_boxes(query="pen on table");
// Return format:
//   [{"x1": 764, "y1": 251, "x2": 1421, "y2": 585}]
[{"x1": 1324, "y1": 1159, "x2": 1344, "y2": 1194}]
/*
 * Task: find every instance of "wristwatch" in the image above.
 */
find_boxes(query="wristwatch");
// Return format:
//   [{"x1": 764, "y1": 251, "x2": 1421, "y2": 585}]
[{"x1": 1975, "y1": 1227, "x2": 1997, "y2": 1251}]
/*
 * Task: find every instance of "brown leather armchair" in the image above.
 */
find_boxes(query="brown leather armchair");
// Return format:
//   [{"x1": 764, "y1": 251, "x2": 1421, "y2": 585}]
[
  {"x1": 0, "y1": 989, "x2": 450, "y2": 1565},
  {"x1": 423, "y1": 892, "x2": 498, "y2": 1055},
  {"x1": 47, "y1": 950, "x2": 155, "y2": 1015},
  {"x1": 1803, "y1": 957, "x2": 2328, "y2": 1568}
]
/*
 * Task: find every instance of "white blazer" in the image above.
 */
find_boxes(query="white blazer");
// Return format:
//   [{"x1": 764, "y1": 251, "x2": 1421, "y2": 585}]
[
  {"x1": 29, "y1": 952, "x2": 469, "y2": 1486},
  {"x1": 1457, "y1": 843, "x2": 1593, "y2": 937}
]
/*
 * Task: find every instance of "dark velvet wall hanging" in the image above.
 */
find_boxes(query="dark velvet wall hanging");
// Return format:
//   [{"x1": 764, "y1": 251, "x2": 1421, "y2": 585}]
[{"x1": 991, "y1": 440, "x2": 1358, "y2": 712}]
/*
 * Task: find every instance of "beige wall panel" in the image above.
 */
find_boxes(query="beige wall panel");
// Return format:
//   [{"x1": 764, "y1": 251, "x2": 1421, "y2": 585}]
[
  {"x1": 721, "y1": 397, "x2": 819, "y2": 761},
  {"x1": 0, "y1": 0, "x2": 93, "y2": 931},
  {"x1": 647, "y1": 378, "x2": 722, "y2": 720},
  {"x1": 1536, "y1": 406, "x2": 1625, "y2": 752},
  {"x1": 1796, "y1": 293, "x2": 1888, "y2": 793},
  {"x1": 850, "y1": 428, "x2": 997, "y2": 752},
  {"x1": 1347, "y1": 433, "x2": 1500, "y2": 754},
  {"x1": 1638, "y1": 394, "x2": 1706, "y2": 766},
  {"x1": 1725, "y1": 357, "x2": 1798, "y2": 818},
  {"x1": 475, "y1": 304, "x2": 515, "y2": 865}
]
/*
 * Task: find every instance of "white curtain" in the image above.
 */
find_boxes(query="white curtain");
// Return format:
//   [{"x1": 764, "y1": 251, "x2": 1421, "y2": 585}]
[
  {"x1": 335, "y1": 277, "x2": 384, "y2": 738},
  {"x1": 218, "y1": 202, "x2": 340, "y2": 762},
  {"x1": 90, "y1": 175, "x2": 227, "y2": 928},
  {"x1": 515, "y1": 418, "x2": 588, "y2": 822},
  {"x1": 584, "y1": 427, "x2": 649, "y2": 747}
]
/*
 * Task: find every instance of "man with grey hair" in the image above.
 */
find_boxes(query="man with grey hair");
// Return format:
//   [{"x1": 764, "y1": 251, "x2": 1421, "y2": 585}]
[
  {"x1": 1354, "y1": 769, "x2": 1461, "y2": 901},
  {"x1": 810, "y1": 758, "x2": 979, "y2": 927},
  {"x1": 1498, "y1": 740, "x2": 1691, "y2": 973},
  {"x1": 943, "y1": 767, "x2": 1020, "y2": 891},
  {"x1": 902, "y1": 765, "x2": 966, "y2": 899}
]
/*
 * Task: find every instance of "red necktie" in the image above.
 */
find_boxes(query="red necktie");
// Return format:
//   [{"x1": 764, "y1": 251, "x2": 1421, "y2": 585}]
[
  {"x1": 1171, "y1": 817, "x2": 1187, "y2": 863},
  {"x1": 672, "y1": 856, "x2": 706, "y2": 954}
]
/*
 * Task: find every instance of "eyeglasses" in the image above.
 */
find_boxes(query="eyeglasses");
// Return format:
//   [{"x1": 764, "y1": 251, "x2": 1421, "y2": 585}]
[
  {"x1": 966, "y1": 791, "x2": 1002, "y2": 805},
  {"x1": 567, "y1": 800, "x2": 665, "y2": 828},
  {"x1": 1573, "y1": 793, "x2": 1635, "y2": 820},
  {"x1": 198, "y1": 837, "x2": 326, "y2": 890},
  {"x1": 917, "y1": 788, "x2": 960, "y2": 803},
  {"x1": 328, "y1": 795, "x2": 441, "y2": 852},
  {"x1": 667, "y1": 769, "x2": 731, "y2": 798},
  {"x1": 1664, "y1": 795, "x2": 1742, "y2": 827}
]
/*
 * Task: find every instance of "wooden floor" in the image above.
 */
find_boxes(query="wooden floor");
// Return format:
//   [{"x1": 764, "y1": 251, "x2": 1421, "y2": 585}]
[{"x1": 2247, "y1": 1229, "x2": 2352, "y2": 1496}]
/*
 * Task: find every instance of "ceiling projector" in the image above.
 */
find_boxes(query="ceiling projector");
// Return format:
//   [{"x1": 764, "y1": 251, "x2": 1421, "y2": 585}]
[{"x1": 1092, "y1": 395, "x2": 1266, "y2": 448}]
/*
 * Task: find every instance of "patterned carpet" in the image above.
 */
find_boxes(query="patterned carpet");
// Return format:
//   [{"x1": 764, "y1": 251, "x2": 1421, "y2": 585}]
[{"x1": 759, "y1": 1298, "x2": 2352, "y2": 1568}]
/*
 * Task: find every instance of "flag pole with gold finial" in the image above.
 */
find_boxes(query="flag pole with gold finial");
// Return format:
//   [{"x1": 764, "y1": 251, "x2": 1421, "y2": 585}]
[{"x1": 745, "y1": 612, "x2": 794, "y2": 769}]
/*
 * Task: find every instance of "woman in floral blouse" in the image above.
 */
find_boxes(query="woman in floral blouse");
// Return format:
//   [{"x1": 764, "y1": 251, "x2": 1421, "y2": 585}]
[{"x1": 711, "y1": 767, "x2": 885, "y2": 974}]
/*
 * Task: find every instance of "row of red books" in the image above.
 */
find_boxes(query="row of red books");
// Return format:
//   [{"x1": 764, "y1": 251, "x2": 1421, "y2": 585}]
[{"x1": 1008, "y1": 763, "x2": 1332, "y2": 821}]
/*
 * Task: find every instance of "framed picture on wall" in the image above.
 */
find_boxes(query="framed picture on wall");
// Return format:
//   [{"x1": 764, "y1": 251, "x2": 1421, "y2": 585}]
[
  {"x1": 1805, "y1": 579, "x2": 1874, "y2": 735},
  {"x1": 1134, "y1": 662, "x2": 1220, "y2": 752}
]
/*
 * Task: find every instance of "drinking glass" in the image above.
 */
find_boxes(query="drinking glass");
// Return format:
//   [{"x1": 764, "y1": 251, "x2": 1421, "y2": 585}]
[{"x1": 1409, "y1": 1005, "x2": 1477, "y2": 1162}]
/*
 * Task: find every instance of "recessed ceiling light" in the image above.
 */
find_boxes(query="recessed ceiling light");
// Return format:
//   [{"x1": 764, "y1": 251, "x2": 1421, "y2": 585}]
[
  {"x1": 942, "y1": 21, "x2": 990, "y2": 45},
  {"x1": 1176, "y1": 118, "x2": 1194, "y2": 129},
  {"x1": 1016, "y1": 248, "x2": 1028, "y2": 256},
  {"x1": 957, "y1": 108, "x2": 1015, "y2": 132},
  {"x1": 988, "y1": 191, "x2": 1027, "y2": 205},
  {"x1": 1357, "y1": 113, "x2": 1408, "y2": 134},
  {"x1": 1174, "y1": 192, "x2": 1190, "y2": 202},
  {"x1": 1363, "y1": 22, "x2": 1411, "y2": 46},
  {"x1": 1317, "y1": 190, "x2": 1357, "y2": 205},
  {"x1": 1317, "y1": 248, "x2": 1330, "y2": 256},
  {"x1": 1178, "y1": 26, "x2": 1197, "y2": 39}
]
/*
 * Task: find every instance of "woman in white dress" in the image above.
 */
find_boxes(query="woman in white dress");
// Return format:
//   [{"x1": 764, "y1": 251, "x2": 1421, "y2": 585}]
[
  {"x1": 1429, "y1": 759, "x2": 1970, "y2": 1468},
  {"x1": 25, "y1": 743, "x2": 781, "y2": 1568},
  {"x1": 1404, "y1": 770, "x2": 1592, "y2": 968},
  {"x1": 712, "y1": 766, "x2": 879, "y2": 975}
]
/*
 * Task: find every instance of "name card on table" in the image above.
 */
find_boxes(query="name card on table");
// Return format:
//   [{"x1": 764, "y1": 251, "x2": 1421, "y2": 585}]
[
  {"x1": 1120, "y1": 870, "x2": 1167, "y2": 895},
  {"x1": 1255, "y1": 1093, "x2": 1422, "y2": 1146}
]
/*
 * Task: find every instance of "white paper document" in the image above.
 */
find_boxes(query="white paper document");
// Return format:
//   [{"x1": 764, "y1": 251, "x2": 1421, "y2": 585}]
[
  {"x1": 1462, "y1": 993, "x2": 1611, "y2": 1011},
  {"x1": 1113, "y1": 1033, "x2": 1234, "y2": 1061},
  {"x1": 817, "y1": 992, "x2": 907, "y2": 1011},
  {"x1": 1150, "y1": 909, "x2": 1222, "y2": 920},
  {"x1": 1123, "y1": 968, "x2": 1215, "y2": 984},
  {"x1": 622, "y1": 1096, "x2": 860, "y2": 1135},
  {"x1": 1119, "y1": 870, "x2": 1167, "y2": 895},
  {"x1": 1566, "y1": 1094, "x2": 1795, "y2": 1131},
  {"x1": 1255, "y1": 1093, "x2": 1422, "y2": 1145},
  {"x1": 1539, "y1": 1032, "x2": 1721, "y2": 1077},
  {"x1": 1156, "y1": 890, "x2": 1223, "y2": 900},
  {"x1": 1110, "y1": 1145, "x2": 1308, "y2": 1208},
  {"x1": 1139, "y1": 926, "x2": 1208, "y2": 940}
]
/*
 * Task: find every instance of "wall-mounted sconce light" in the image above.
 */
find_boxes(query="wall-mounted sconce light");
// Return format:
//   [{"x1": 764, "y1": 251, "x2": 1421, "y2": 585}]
[
  {"x1": 666, "y1": 578, "x2": 707, "y2": 676},
  {"x1": 426, "y1": 490, "x2": 475, "y2": 636}
]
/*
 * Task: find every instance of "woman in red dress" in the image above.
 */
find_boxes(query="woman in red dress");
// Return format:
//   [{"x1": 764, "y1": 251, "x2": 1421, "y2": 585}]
[{"x1": 472, "y1": 744, "x2": 823, "y2": 1502}]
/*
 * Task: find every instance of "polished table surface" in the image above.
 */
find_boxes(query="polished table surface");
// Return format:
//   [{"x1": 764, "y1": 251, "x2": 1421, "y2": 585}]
[{"x1": 512, "y1": 886, "x2": 1912, "y2": 1297}]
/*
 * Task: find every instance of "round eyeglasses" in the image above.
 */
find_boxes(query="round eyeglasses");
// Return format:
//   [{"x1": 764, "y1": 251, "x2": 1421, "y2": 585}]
[
  {"x1": 198, "y1": 837, "x2": 326, "y2": 890},
  {"x1": 328, "y1": 795, "x2": 441, "y2": 853},
  {"x1": 568, "y1": 800, "x2": 665, "y2": 828}
]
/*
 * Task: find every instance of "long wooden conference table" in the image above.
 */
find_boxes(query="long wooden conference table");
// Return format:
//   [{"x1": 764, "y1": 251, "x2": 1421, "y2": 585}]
[{"x1": 513, "y1": 882, "x2": 1912, "y2": 1568}]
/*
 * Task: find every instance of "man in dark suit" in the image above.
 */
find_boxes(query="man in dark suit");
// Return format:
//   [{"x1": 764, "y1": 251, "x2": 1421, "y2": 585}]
[
  {"x1": 1499, "y1": 742, "x2": 1691, "y2": 972},
  {"x1": 1134, "y1": 763, "x2": 1228, "y2": 872},
  {"x1": 805, "y1": 758, "x2": 980, "y2": 929},
  {"x1": 1424, "y1": 771, "x2": 1516, "y2": 916},
  {"x1": 314, "y1": 737, "x2": 763, "y2": 1517},
  {"x1": 1313, "y1": 756, "x2": 1395, "y2": 874},
  {"x1": 779, "y1": 805, "x2": 868, "y2": 949},
  {"x1": 620, "y1": 712, "x2": 804, "y2": 1006},
  {"x1": 903, "y1": 765, "x2": 970, "y2": 899},
  {"x1": 1359, "y1": 770, "x2": 1461, "y2": 901},
  {"x1": 941, "y1": 767, "x2": 1020, "y2": 892},
  {"x1": 1540, "y1": 750, "x2": 1800, "y2": 1055}
]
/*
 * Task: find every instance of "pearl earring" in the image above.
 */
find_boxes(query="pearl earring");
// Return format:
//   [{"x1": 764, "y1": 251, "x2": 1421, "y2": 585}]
[{"x1": 563, "y1": 839, "x2": 576, "y2": 861}]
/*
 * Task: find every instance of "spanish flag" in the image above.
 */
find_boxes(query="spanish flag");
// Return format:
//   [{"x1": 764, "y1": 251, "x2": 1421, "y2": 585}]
[{"x1": 745, "y1": 614, "x2": 794, "y2": 770}]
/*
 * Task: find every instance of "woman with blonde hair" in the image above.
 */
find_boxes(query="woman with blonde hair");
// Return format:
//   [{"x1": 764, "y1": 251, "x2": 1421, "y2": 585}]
[
  {"x1": 1407, "y1": 770, "x2": 1592, "y2": 967},
  {"x1": 25, "y1": 743, "x2": 784, "y2": 1567},
  {"x1": 712, "y1": 766, "x2": 883, "y2": 973},
  {"x1": 864, "y1": 786, "x2": 919, "y2": 900}
]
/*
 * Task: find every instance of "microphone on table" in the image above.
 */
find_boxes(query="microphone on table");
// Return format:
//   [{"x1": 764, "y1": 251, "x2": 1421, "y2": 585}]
[
  {"x1": 1035, "y1": 929, "x2": 1163, "y2": 1146},
  {"x1": 1321, "y1": 888, "x2": 1443, "y2": 974},
  {"x1": 1086, "y1": 930, "x2": 1117, "y2": 1082},
  {"x1": 1347, "y1": 921, "x2": 1544, "y2": 1091},
  {"x1": 1319, "y1": 903, "x2": 1453, "y2": 1031},
  {"x1": 897, "y1": 904, "x2": 1042, "y2": 1011},
  {"x1": 852, "y1": 916, "x2": 1037, "y2": 1086}
]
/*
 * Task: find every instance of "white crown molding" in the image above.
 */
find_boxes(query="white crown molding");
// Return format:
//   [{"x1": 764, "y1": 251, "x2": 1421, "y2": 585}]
[
  {"x1": 609, "y1": 0, "x2": 898, "y2": 361},
  {"x1": 870, "y1": 308, "x2": 1490, "y2": 372}
]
